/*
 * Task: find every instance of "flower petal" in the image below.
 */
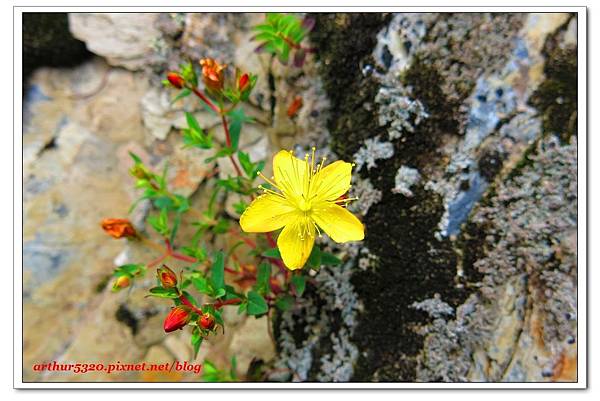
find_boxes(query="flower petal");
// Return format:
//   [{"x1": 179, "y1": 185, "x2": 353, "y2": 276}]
[
  {"x1": 240, "y1": 194, "x2": 296, "y2": 233},
  {"x1": 277, "y1": 217, "x2": 315, "y2": 270},
  {"x1": 273, "y1": 150, "x2": 307, "y2": 199},
  {"x1": 311, "y1": 160, "x2": 352, "y2": 202},
  {"x1": 312, "y1": 203, "x2": 364, "y2": 243}
]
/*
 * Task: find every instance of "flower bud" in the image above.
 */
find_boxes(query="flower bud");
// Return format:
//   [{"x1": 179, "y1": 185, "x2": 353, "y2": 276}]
[
  {"x1": 199, "y1": 58, "x2": 226, "y2": 92},
  {"x1": 129, "y1": 164, "x2": 152, "y2": 181},
  {"x1": 287, "y1": 96, "x2": 303, "y2": 118},
  {"x1": 157, "y1": 265, "x2": 178, "y2": 289},
  {"x1": 199, "y1": 312, "x2": 216, "y2": 330},
  {"x1": 167, "y1": 72, "x2": 185, "y2": 89},
  {"x1": 112, "y1": 275, "x2": 130, "y2": 291},
  {"x1": 238, "y1": 73, "x2": 250, "y2": 92},
  {"x1": 163, "y1": 306, "x2": 191, "y2": 333},
  {"x1": 101, "y1": 218, "x2": 137, "y2": 239}
]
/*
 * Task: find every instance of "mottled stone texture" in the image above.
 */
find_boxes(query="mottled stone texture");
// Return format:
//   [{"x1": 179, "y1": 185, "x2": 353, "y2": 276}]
[{"x1": 310, "y1": 12, "x2": 577, "y2": 382}]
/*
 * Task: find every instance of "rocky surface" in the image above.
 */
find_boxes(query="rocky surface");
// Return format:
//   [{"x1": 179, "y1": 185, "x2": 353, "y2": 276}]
[{"x1": 22, "y1": 12, "x2": 578, "y2": 383}]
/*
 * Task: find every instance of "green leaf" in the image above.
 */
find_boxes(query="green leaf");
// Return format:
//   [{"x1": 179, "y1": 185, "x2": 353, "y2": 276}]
[
  {"x1": 275, "y1": 294, "x2": 294, "y2": 311},
  {"x1": 246, "y1": 290, "x2": 268, "y2": 316},
  {"x1": 291, "y1": 275, "x2": 306, "y2": 297},
  {"x1": 147, "y1": 207, "x2": 170, "y2": 236},
  {"x1": 262, "y1": 248, "x2": 281, "y2": 259},
  {"x1": 205, "y1": 147, "x2": 235, "y2": 163},
  {"x1": 191, "y1": 327, "x2": 203, "y2": 359},
  {"x1": 185, "y1": 112, "x2": 203, "y2": 134},
  {"x1": 254, "y1": 262, "x2": 271, "y2": 295},
  {"x1": 210, "y1": 251, "x2": 225, "y2": 292},
  {"x1": 213, "y1": 287, "x2": 226, "y2": 299},
  {"x1": 321, "y1": 251, "x2": 342, "y2": 266},
  {"x1": 116, "y1": 264, "x2": 144, "y2": 276},
  {"x1": 191, "y1": 276, "x2": 211, "y2": 294},
  {"x1": 128, "y1": 151, "x2": 142, "y2": 164},
  {"x1": 226, "y1": 108, "x2": 254, "y2": 151},
  {"x1": 307, "y1": 246, "x2": 322, "y2": 268},
  {"x1": 148, "y1": 286, "x2": 180, "y2": 299}
]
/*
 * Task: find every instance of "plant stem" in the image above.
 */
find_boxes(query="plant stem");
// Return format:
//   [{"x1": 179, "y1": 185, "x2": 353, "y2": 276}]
[
  {"x1": 178, "y1": 293, "x2": 203, "y2": 314},
  {"x1": 214, "y1": 298, "x2": 242, "y2": 309},
  {"x1": 221, "y1": 114, "x2": 244, "y2": 177},
  {"x1": 191, "y1": 87, "x2": 220, "y2": 114}
]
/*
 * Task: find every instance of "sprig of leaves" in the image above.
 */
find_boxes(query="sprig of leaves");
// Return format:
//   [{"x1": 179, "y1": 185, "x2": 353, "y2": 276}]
[{"x1": 252, "y1": 13, "x2": 315, "y2": 66}]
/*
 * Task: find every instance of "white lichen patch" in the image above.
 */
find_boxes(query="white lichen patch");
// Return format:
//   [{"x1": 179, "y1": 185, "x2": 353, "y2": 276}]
[
  {"x1": 349, "y1": 177, "x2": 382, "y2": 216},
  {"x1": 376, "y1": 88, "x2": 429, "y2": 140},
  {"x1": 353, "y1": 136, "x2": 394, "y2": 171},
  {"x1": 392, "y1": 165, "x2": 421, "y2": 197},
  {"x1": 411, "y1": 294, "x2": 454, "y2": 319},
  {"x1": 272, "y1": 261, "x2": 361, "y2": 382}
]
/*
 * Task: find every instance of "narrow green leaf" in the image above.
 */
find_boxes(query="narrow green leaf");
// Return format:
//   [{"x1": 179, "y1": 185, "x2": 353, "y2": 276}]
[
  {"x1": 211, "y1": 251, "x2": 225, "y2": 292},
  {"x1": 307, "y1": 246, "x2": 321, "y2": 268},
  {"x1": 262, "y1": 248, "x2": 281, "y2": 259},
  {"x1": 254, "y1": 262, "x2": 271, "y2": 295},
  {"x1": 191, "y1": 327, "x2": 203, "y2": 359},
  {"x1": 321, "y1": 251, "x2": 342, "y2": 266},
  {"x1": 291, "y1": 275, "x2": 306, "y2": 297},
  {"x1": 148, "y1": 287, "x2": 180, "y2": 299}
]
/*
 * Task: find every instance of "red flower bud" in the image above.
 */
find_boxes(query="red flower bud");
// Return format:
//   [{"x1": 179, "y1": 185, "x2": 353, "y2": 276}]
[
  {"x1": 101, "y1": 218, "x2": 137, "y2": 239},
  {"x1": 167, "y1": 72, "x2": 185, "y2": 89},
  {"x1": 113, "y1": 275, "x2": 130, "y2": 291},
  {"x1": 163, "y1": 306, "x2": 191, "y2": 333},
  {"x1": 287, "y1": 96, "x2": 303, "y2": 118},
  {"x1": 238, "y1": 73, "x2": 250, "y2": 92},
  {"x1": 157, "y1": 265, "x2": 178, "y2": 289},
  {"x1": 199, "y1": 312, "x2": 216, "y2": 330}
]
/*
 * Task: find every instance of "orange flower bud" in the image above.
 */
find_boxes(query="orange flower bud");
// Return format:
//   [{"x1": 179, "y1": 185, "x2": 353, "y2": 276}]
[
  {"x1": 101, "y1": 218, "x2": 137, "y2": 239},
  {"x1": 199, "y1": 312, "x2": 216, "y2": 330},
  {"x1": 157, "y1": 265, "x2": 178, "y2": 289},
  {"x1": 113, "y1": 275, "x2": 130, "y2": 290},
  {"x1": 167, "y1": 72, "x2": 185, "y2": 89},
  {"x1": 199, "y1": 58, "x2": 226, "y2": 92},
  {"x1": 163, "y1": 306, "x2": 191, "y2": 333},
  {"x1": 287, "y1": 96, "x2": 303, "y2": 118},
  {"x1": 238, "y1": 73, "x2": 250, "y2": 92}
]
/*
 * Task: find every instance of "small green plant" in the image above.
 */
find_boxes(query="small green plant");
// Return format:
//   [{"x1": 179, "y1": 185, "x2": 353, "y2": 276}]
[{"x1": 252, "y1": 13, "x2": 315, "y2": 67}]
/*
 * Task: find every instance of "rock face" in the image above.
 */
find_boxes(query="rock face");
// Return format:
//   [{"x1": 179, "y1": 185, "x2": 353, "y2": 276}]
[
  {"x1": 22, "y1": 12, "x2": 578, "y2": 383},
  {"x1": 305, "y1": 12, "x2": 578, "y2": 382},
  {"x1": 69, "y1": 13, "x2": 163, "y2": 70}
]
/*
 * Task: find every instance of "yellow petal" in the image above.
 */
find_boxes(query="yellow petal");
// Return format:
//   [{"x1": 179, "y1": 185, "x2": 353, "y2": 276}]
[
  {"x1": 312, "y1": 203, "x2": 364, "y2": 243},
  {"x1": 240, "y1": 194, "x2": 296, "y2": 233},
  {"x1": 273, "y1": 150, "x2": 307, "y2": 199},
  {"x1": 277, "y1": 217, "x2": 315, "y2": 270},
  {"x1": 311, "y1": 160, "x2": 352, "y2": 202}
]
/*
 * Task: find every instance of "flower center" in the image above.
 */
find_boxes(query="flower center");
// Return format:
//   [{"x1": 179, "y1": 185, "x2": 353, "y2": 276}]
[{"x1": 297, "y1": 197, "x2": 312, "y2": 212}]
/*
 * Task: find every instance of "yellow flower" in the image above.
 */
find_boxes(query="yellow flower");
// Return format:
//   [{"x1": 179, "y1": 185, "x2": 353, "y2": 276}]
[{"x1": 240, "y1": 149, "x2": 364, "y2": 270}]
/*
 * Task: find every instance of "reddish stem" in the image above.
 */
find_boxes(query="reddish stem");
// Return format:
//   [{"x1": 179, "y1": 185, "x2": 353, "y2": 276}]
[
  {"x1": 214, "y1": 298, "x2": 242, "y2": 309},
  {"x1": 171, "y1": 252, "x2": 197, "y2": 263},
  {"x1": 178, "y1": 293, "x2": 203, "y2": 315},
  {"x1": 147, "y1": 253, "x2": 168, "y2": 268},
  {"x1": 191, "y1": 87, "x2": 220, "y2": 114}
]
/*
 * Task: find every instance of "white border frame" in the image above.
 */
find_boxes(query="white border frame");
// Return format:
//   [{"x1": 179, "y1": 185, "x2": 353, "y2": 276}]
[{"x1": 12, "y1": 5, "x2": 587, "y2": 389}]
